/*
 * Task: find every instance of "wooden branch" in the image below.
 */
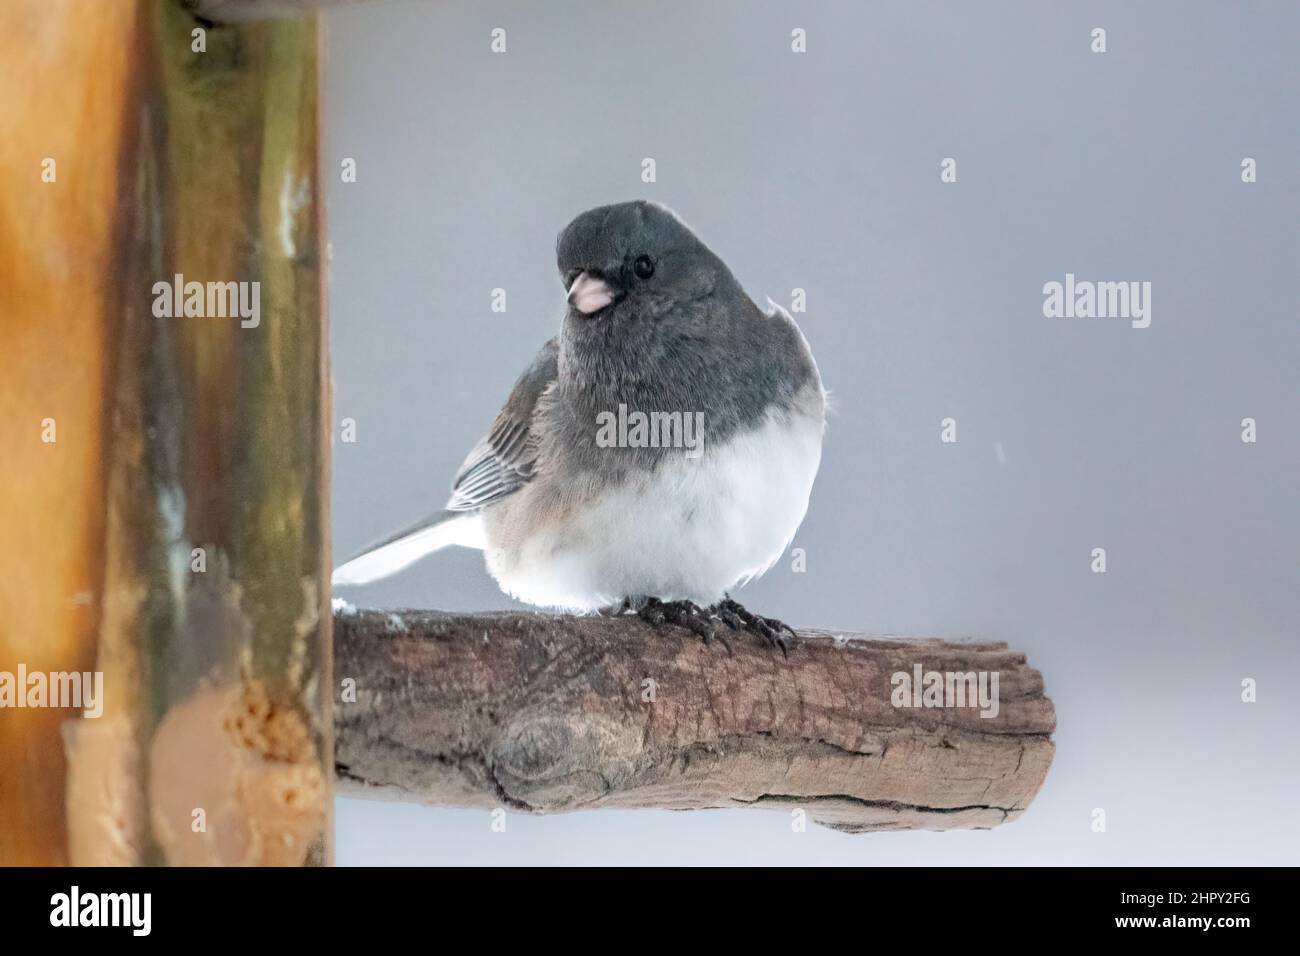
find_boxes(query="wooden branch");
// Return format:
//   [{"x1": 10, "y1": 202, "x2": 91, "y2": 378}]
[{"x1": 334, "y1": 609, "x2": 1055, "y2": 832}]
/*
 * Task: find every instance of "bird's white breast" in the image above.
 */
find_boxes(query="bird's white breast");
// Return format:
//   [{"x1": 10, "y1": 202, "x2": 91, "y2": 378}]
[{"x1": 484, "y1": 403, "x2": 824, "y2": 611}]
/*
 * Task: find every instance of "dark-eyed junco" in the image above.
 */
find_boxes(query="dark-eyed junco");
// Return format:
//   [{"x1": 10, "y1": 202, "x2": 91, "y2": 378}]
[{"x1": 334, "y1": 200, "x2": 825, "y2": 649}]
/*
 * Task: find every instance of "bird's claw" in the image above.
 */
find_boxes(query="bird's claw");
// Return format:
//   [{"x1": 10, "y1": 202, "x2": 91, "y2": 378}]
[
  {"x1": 632, "y1": 596, "x2": 793, "y2": 658},
  {"x1": 715, "y1": 596, "x2": 795, "y2": 658},
  {"x1": 636, "y1": 598, "x2": 731, "y2": 654}
]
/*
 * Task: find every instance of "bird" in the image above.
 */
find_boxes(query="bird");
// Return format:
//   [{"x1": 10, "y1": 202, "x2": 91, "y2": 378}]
[{"x1": 332, "y1": 200, "x2": 826, "y2": 651}]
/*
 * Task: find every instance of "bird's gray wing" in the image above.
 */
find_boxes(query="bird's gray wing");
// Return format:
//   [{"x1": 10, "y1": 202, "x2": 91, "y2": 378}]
[{"x1": 445, "y1": 337, "x2": 558, "y2": 512}]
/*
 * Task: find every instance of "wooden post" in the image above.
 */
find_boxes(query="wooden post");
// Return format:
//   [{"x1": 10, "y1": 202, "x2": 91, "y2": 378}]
[{"x1": 0, "y1": 0, "x2": 331, "y2": 865}]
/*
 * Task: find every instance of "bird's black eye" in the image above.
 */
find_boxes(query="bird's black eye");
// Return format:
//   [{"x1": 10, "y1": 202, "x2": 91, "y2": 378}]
[{"x1": 633, "y1": 255, "x2": 655, "y2": 280}]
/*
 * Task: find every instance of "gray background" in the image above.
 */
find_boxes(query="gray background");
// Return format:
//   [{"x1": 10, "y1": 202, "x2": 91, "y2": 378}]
[{"x1": 326, "y1": 0, "x2": 1300, "y2": 865}]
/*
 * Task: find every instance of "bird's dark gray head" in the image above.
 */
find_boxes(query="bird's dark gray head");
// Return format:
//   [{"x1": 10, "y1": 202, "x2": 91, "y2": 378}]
[
  {"x1": 551, "y1": 201, "x2": 814, "y2": 443},
  {"x1": 556, "y1": 200, "x2": 738, "y2": 324}
]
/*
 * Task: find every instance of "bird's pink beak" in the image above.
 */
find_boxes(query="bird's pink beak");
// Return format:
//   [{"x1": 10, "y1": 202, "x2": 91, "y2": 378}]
[{"x1": 567, "y1": 271, "x2": 614, "y2": 315}]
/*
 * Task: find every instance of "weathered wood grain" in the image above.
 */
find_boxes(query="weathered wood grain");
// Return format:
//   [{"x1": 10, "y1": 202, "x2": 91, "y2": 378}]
[{"x1": 334, "y1": 608, "x2": 1055, "y2": 832}]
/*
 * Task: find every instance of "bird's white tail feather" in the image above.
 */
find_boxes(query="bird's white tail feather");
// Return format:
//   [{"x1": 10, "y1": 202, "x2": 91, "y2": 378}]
[{"x1": 331, "y1": 512, "x2": 485, "y2": 586}]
